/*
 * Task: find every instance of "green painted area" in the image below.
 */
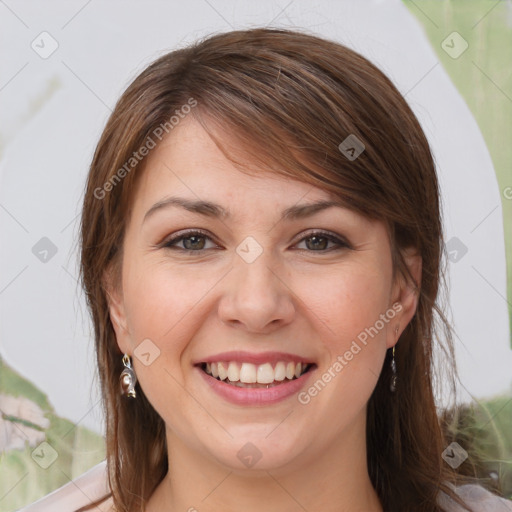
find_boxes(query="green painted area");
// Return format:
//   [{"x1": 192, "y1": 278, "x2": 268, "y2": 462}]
[
  {"x1": 403, "y1": 0, "x2": 512, "y2": 342},
  {"x1": 2, "y1": 5, "x2": 512, "y2": 508},
  {"x1": 0, "y1": 359, "x2": 52, "y2": 412},
  {"x1": 403, "y1": 0, "x2": 512, "y2": 501},
  {"x1": 0, "y1": 357, "x2": 106, "y2": 511},
  {"x1": 442, "y1": 394, "x2": 512, "y2": 499}
]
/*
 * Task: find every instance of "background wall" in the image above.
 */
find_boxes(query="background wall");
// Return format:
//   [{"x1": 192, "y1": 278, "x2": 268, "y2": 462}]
[{"x1": 0, "y1": 0, "x2": 511, "y2": 509}]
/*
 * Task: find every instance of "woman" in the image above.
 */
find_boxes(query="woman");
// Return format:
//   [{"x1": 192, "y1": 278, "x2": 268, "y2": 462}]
[{"x1": 19, "y1": 28, "x2": 512, "y2": 511}]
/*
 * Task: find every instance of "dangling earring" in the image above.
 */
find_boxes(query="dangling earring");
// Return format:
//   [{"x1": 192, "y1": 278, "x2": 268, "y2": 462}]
[
  {"x1": 120, "y1": 354, "x2": 137, "y2": 398},
  {"x1": 390, "y1": 346, "x2": 397, "y2": 392},
  {"x1": 390, "y1": 326, "x2": 399, "y2": 393}
]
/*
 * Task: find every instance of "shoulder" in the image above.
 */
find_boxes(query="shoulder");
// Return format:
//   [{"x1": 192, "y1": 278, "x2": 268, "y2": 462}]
[
  {"x1": 437, "y1": 482, "x2": 512, "y2": 512},
  {"x1": 16, "y1": 460, "x2": 114, "y2": 512}
]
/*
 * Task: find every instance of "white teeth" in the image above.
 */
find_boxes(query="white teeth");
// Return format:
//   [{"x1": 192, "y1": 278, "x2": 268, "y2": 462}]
[
  {"x1": 257, "y1": 363, "x2": 274, "y2": 384},
  {"x1": 227, "y1": 362, "x2": 240, "y2": 382},
  {"x1": 240, "y1": 363, "x2": 257, "y2": 383},
  {"x1": 203, "y1": 361, "x2": 310, "y2": 384},
  {"x1": 217, "y1": 362, "x2": 228, "y2": 381},
  {"x1": 274, "y1": 362, "x2": 286, "y2": 381}
]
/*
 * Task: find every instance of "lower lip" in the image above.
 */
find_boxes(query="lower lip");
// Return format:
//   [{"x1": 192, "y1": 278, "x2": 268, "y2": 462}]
[{"x1": 197, "y1": 366, "x2": 315, "y2": 406}]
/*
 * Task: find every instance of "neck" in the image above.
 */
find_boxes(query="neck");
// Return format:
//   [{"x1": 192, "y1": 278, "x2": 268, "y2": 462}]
[{"x1": 147, "y1": 412, "x2": 382, "y2": 512}]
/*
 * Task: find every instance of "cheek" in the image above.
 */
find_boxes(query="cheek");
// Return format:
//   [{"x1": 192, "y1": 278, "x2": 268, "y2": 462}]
[
  {"x1": 309, "y1": 264, "x2": 392, "y2": 398},
  {"x1": 121, "y1": 259, "x2": 226, "y2": 398},
  {"x1": 123, "y1": 254, "x2": 392, "y2": 363},
  {"x1": 297, "y1": 270, "x2": 391, "y2": 417},
  {"x1": 121, "y1": 248, "x2": 393, "y2": 413},
  {"x1": 123, "y1": 259, "x2": 209, "y2": 342},
  {"x1": 120, "y1": 264, "x2": 206, "y2": 416},
  {"x1": 313, "y1": 263, "x2": 392, "y2": 346}
]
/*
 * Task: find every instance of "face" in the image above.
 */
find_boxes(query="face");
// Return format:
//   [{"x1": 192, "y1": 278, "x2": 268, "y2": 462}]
[{"x1": 106, "y1": 116, "x2": 420, "y2": 474}]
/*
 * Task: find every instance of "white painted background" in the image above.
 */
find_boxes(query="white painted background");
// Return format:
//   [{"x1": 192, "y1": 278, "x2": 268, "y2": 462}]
[{"x1": 0, "y1": 0, "x2": 510, "y2": 434}]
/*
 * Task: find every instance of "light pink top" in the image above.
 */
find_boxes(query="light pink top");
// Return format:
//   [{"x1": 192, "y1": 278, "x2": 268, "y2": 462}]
[{"x1": 17, "y1": 460, "x2": 512, "y2": 512}]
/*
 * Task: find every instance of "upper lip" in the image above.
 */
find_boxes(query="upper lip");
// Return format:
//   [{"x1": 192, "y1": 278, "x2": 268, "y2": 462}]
[{"x1": 193, "y1": 351, "x2": 315, "y2": 366}]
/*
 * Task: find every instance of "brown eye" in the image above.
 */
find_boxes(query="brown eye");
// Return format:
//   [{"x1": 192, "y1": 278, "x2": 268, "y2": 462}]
[
  {"x1": 304, "y1": 235, "x2": 329, "y2": 251},
  {"x1": 295, "y1": 231, "x2": 350, "y2": 252},
  {"x1": 163, "y1": 230, "x2": 217, "y2": 252},
  {"x1": 181, "y1": 234, "x2": 206, "y2": 250},
  {"x1": 162, "y1": 229, "x2": 350, "y2": 254}
]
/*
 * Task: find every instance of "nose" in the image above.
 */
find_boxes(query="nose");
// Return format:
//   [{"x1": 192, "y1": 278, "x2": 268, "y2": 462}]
[{"x1": 217, "y1": 249, "x2": 296, "y2": 334}]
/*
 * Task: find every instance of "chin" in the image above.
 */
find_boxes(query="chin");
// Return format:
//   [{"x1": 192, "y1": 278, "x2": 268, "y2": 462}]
[{"x1": 198, "y1": 424, "x2": 307, "y2": 473}]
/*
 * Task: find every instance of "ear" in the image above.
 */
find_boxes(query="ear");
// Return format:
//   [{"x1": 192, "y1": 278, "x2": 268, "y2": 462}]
[
  {"x1": 103, "y1": 266, "x2": 131, "y2": 354},
  {"x1": 387, "y1": 246, "x2": 422, "y2": 349}
]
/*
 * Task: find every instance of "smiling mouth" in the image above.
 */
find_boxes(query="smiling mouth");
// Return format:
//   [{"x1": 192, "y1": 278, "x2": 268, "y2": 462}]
[{"x1": 199, "y1": 361, "x2": 314, "y2": 388}]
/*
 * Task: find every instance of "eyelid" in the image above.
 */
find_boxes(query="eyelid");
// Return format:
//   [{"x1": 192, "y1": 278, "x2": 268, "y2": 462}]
[
  {"x1": 160, "y1": 228, "x2": 218, "y2": 249},
  {"x1": 160, "y1": 228, "x2": 351, "y2": 252},
  {"x1": 294, "y1": 228, "x2": 351, "y2": 248}
]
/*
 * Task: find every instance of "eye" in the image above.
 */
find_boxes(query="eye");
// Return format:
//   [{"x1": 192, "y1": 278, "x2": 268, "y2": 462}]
[
  {"x1": 162, "y1": 229, "x2": 218, "y2": 252},
  {"x1": 162, "y1": 229, "x2": 350, "y2": 253},
  {"x1": 294, "y1": 230, "x2": 350, "y2": 252}
]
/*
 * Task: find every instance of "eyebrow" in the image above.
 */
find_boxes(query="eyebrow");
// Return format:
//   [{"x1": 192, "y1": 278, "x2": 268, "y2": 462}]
[{"x1": 143, "y1": 196, "x2": 347, "y2": 224}]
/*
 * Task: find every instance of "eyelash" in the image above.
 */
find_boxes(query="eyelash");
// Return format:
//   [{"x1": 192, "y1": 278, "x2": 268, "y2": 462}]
[{"x1": 162, "y1": 229, "x2": 350, "y2": 253}]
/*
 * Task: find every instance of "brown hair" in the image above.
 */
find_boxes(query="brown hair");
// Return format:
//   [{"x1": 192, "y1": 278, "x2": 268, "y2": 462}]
[{"x1": 79, "y1": 28, "x2": 478, "y2": 511}]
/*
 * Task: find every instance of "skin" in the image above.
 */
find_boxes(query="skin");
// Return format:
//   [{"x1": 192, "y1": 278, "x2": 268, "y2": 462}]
[{"x1": 105, "y1": 115, "x2": 421, "y2": 512}]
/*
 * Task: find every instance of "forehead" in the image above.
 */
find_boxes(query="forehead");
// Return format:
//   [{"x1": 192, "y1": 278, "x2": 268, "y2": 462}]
[{"x1": 131, "y1": 116, "x2": 342, "y2": 219}]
